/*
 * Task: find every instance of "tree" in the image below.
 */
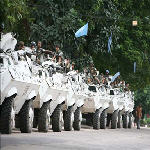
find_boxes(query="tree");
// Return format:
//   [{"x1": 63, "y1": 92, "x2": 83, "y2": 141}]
[
  {"x1": 135, "y1": 85, "x2": 150, "y2": 114},
  {"x1": 0, "y1": 0, "x2": 31, "y2": 43},
  {"x1": 1, "y1": 0, "x2": 150, "y2": 90},
  {"x1": 114, "y1": 0, "x2": 150, "y2": 90}
]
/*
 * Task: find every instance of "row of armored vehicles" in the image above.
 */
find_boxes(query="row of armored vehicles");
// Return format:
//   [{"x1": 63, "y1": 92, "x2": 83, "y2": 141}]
[{"x1": 0, "y1": 33, "x2": 134, "y2": 134}]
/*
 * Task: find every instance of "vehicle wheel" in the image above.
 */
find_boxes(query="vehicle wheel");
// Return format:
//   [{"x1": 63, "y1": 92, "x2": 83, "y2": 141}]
[
  {"x1": 128, "y1": 112, "x2": 132, "y2": 128},
  {"x1": 52, "y1": 104, "x2": 63, "y2": 132},
  {"x1": 123, "y1": 112, "x2": 128, "y2": 128},
  {"x1": 0, "y1": 97, "x2": 15, "y2": 134},
  {"x1": 117, "y1": 111, "x2": 122, "y2": 128},
  {"x1": 19, "y1": 100, "x2": 34, "y2": 133},
  {"x1": 100, "y1": 109, "x2": 107, "y2": 129},
  {"x1": 64, "y1": 106, "x2": 74, "y2": 131},
  {"x1": 38, "y1": 101, "x2": 50, "y2": 132},
  {"x1": 73, "y1": 107, "x2": 82, "y2": 131},
  {"x1": 93, "y1": 109, "x2": 101, "y2": 130},
  {"x1": 111, "y1": 110, "x2": 118, "y2": 129}
]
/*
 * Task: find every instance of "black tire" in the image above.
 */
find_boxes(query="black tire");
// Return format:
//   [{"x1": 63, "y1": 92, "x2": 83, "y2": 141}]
[
  {"x1": 111, "y1": 110, "x2": 118, "y2": 129},
  {"x1": 19, "y1": 100, "x2": 34, "y2": 133},
  {"x1": 38, "y1": 101, "x2": 50, "y2": 132},
  {"x1": 52, "y1": 104, "x2": 63, "y2": 132},
  {"x1": 93, "y1": 109, "x2": 101, "y2": 130},
  {"x1": 0, "y1": 97, "x2": 14, "y2": 134},
  {"x1": 123, "y1": 112, "x2": 128, "y2": 128},
  {"x1": 64, "y1": 106, "x2": 74, "y2": 131},
  {"x1": 117, "y1": 111, "x2": 122, "y2": 128},
  {"x1": 73, "y1": 107, "x2": 82, "y2": 131},
  {"x1": 128, "y1": 112, "x2": 132, "y2": 128},
  {"x1": 100, "y1": 109, "x2": 107, "y2": 129}
]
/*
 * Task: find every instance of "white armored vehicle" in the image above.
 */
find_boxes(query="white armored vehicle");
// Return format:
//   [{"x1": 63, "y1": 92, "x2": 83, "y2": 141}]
[
  {"x1": 31, "y1": 61, "x2": 85, "y2": 132},
  {"x1": 0, "y1": 33, "x2": 134, "y2": 134},
  {"x1": 0, "y1": 33, "x2": 52, "y2": 134},
  {"x1": 79, "y1": 73, "x2": 134, "y2": 130},
  {"x1": 102, "y1": 87, "x2": 134, "y2": 129}
]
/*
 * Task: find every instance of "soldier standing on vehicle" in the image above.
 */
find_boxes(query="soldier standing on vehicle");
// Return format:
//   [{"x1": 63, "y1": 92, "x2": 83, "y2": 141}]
[
  {"x1": 135, "y1": 104, "x2": 142, "y2": 129},
  {"x1": 30, "y1": 41, "x2": 36, "y2": 52},
  {"x1": 17, "y1": 41, "x2": 26, "y2": 60},
  {"x1": 64, "y1": 58, "x2": 71, "y2": 73},
  {"x1": 124, "y1": 83, "x2": 130, "y2": 91},
  {"x1": 70, "y1": 62, "x2": 75, "y2": 71},
  {"x1": 85, "y1": 63, "x2": 99, "y2": 84},
  {"x1": 36, "y1": 41, "x2": 52, "y2": 64},
  {"x1": 18, "y1": 41, "x2": 25, "y2": 50},
  {"x1": 29, "y1": 41, "x2": 37, "y2": 61},
  {"x1": 36, "y1": 41, "x2": 45, "y2": 64},
  {"x1": 120, "y1": 80, "x2": 125, "y2": 92},
  {"x1": 105, "y1": 70, "x2": 109, "y2": 78},
  {"x1": 52, "y1": 45, "x2": 64, "y2": 65}
]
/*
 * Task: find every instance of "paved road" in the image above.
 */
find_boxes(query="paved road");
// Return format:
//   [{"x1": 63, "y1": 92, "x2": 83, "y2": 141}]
[{"x1": 1, "y1": 126, "x2": 150, "y2": 150}]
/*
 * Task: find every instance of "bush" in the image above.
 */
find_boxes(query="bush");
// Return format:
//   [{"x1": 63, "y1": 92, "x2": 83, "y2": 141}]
[
  {"x1": 146, "y1": 118, "x2": 150, "y2": 127},
  {"x1": 140, "y1": 118, "x2": 150, "y2": 127},
  {"x1": 140, "y1": 119, "x2": 147, "y2": 126}
]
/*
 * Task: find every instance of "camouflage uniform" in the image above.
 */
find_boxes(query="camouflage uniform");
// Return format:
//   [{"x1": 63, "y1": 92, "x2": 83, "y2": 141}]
[
  {"x1": 54, "y1": 49, "x2": 64, "y2": 62},
  {"x1": 36, "y1": 48, "x2": 47, "y2": 64}
]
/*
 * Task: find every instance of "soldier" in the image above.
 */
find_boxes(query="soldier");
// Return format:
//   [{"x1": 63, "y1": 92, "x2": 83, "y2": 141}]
[
  {"x1": 18, "y1": 41, "x2": 25, "y2": 51},
  {"x1": 17, "y1": 41, "x2": 26, "y2": 60},
  {"x1": 64, "y1": 58, "x2": 71, "y2": 73},
  {"x1": 85, "y1": 62, "x2": 100, "y2": 84},
  {"x1": 70, "y1": 62, "x2": 75, "y2": 71},
  {"x1": 136, "y1": 104, "x2": 142, "y2": 129},
  {"x1": 36, "y1": 41, "x2": 52, "y2": 64},
  {"x1": 52, "y1": 45, "x2": 64, "y2": 65},
  {"x1": 120, "y1": 80, "x2": 125, "y2": 92},
  {"x1": 36, "y1": 41, "x2": 44, "y2": 64},
  {"x1": 124, "y1": 83, "x2": 130, "y2": 91},
  {"x1": 30, "y1": 41, "x2": 36, "y2": 52},
  {"x1": 29, "y1": 41, "x2": 37, "y2": 61},
  {"x1": 87, "y1": 77, "x2": 92, "y2": 84},
  {"x1": 105, "y1": 70, "x2": 109, "y2": 78},
  {"x1": 89, "y1": 63, "x2": 100, "y2": 84}
]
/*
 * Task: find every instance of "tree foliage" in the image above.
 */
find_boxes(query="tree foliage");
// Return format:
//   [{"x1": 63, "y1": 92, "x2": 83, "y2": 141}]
[
  {"x1": 0, "y1": 0, "x2": 31, "y2": 43},
  {"x1": 1, "y1": 0, "x2": 150, "y2": 92},
  {"x1": 135, "y1": 85, "x2": 150, "y2": 113}
]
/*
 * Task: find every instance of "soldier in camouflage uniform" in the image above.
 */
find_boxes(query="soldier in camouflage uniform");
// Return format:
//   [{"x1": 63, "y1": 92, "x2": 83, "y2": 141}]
[
  {"x1": 88, "y1": 63, "x2": 100, "y2": 84},
  {"x1": 52, "y1": 45, "x2": 64, "y2": 65},
  {"x1": 36, "y1": 41, "x2": 52, "y2": 64}
]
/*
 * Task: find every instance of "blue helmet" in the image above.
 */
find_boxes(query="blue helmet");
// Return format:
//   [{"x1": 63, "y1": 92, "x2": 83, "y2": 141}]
[
  {"x1": 106, "y1": 70, "x2": 109, "y2": 74},
  {"x1": 31, "y1": 41, "x2": 36, "y2": 47}
]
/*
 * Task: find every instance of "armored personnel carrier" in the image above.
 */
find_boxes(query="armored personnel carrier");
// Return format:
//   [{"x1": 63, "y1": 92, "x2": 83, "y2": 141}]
[
  {"x1": 31, "y1": 61, "x2": 85, "y2": 132},
  {"x1": 0, "y1": 33, "x2": 51, "y2": 134},
  {"x1": 80, "y1": 84, "x2": 109, "y2": 130},
  {"x1": 79, "y1": 74, "x2": 134, "y2": 130},
  {"x1": 43, "y1": 62, "x2": 86, "y2": 132},
  {"x1": 102, "y1": 77, "x2": 134, "y2": 130},
  {"x1": 0, "y1": 33, "x2": 134, "y2": 134},
  {"x1": 0, "y1": 33, "x2": 18, "y2": 134}
]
